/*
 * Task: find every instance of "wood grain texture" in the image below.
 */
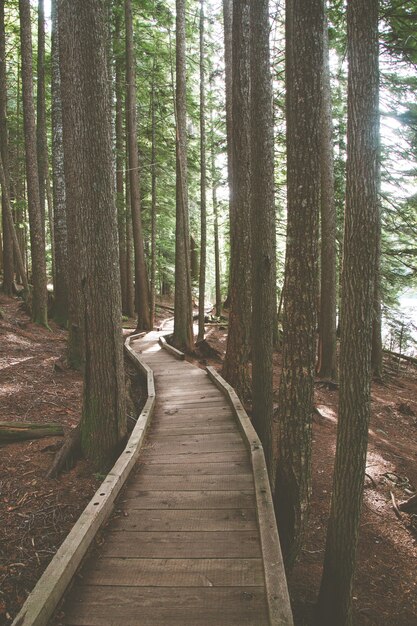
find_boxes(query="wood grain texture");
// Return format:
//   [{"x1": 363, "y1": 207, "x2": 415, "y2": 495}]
[{"x1": 109, "y1": 508, "x2": 258, "y2": 532}]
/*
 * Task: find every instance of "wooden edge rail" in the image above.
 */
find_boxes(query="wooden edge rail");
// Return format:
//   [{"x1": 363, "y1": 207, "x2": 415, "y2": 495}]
[
  {"x1": 206, "y1": 366, "x2": 294, "y2": 626},
  {"x1": 159, "y1": 334, "x2": 185, "y2": 360},
  {"x1": 12, "y1": 334, "x2": 155, "y2": 626}
]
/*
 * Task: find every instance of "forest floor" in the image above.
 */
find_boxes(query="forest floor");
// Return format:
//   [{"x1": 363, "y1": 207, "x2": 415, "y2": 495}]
[{"x1": 0, "y1": 293, "x2": 416, "y2": 625}]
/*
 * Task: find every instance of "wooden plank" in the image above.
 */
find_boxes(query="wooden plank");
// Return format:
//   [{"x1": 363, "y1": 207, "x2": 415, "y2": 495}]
[
  {"x1": 99, "y1": 531, "x2": 262, "y2": 559},
  {"x1": 152, "y1": 431, "x2": 240, "y2": 444},
  {"x1": 80, "y1": 557, "x2": 264, "y2": 587},
  {"x1": 145, "y1": 435, "x2": 246, "y2": 454},
  {"x1": 63, "y1": 586, "x2": 269, "y2": 626},
  {"x1": 135, "y1": 461, "x2": 251, "y2": 476},
  {"x1": 110, "y1": 508, "x2": 258, "y2": 532},
  {"x1": 121, "y1": 490, "x2": 256, "y2": 510},
  {"x1": 133, "y1": 473, "x2": 254, "y2": 491},
  {"x1": 149, "y1": 422, "x2": 237, "y2": 436},
  {"x1": 140, "y1": 451, "x2": 249, "y2": 464}
]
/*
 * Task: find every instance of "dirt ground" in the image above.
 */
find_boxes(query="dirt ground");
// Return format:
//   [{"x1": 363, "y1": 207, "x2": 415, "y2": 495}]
[{"x1": 0, "y1": 294, "x2": 416, "y2": 625}]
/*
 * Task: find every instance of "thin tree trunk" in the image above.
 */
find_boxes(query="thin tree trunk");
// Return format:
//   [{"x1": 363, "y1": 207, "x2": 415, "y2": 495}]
[
  {"x1": 19, "y1": 0, "x2": 48, "y2": 325},
  {"x1": 150, "y1": 58, "x2": 157, "y2": 329},
  {"x1": 51, "y1": 0, "x2": 68, "y2": 327},
  {"x1": 273, "y1": 0, "x2": 323, "y2": 568},
  {"x1": 36, "y1": 0, "x2": 47, "y2": 241},
  {"x1": 250, "y1": 0, "x2": 276, "y2": 473},
  {"x1": 125, "y1": 0, "x2": 151, "y2": 331},
  {"x1": 210, "y1": 92, "x2": 221, "y2": 319},
  {"x1": 222, "y1": 0, "x2": 233, "y2": 307},
  {"x1": 125, "y1": 161, "x2": 135, "y2": 318},
  {"x1": 317, "y1": 1, "x2": 380, "y2": 623},
  {"x1": 317, "y1": 11, "x2": 337, "y2": 380},
  {"x1": 197, "y1": 0, "x2": 207, "y2": 344},
  {"x1": 0, "y1": 0, "x2": 14, "y2": 294},
  {"x1": 172, "y1": 0, "x2": 194, "y2": 352},
  {"x1": 222, "y1": 0, "x2": 251, "y2": 400}
]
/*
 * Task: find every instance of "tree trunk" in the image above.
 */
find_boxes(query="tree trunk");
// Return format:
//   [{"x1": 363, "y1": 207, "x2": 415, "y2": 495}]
[
  {"x1": 172, "y1": 0, "x2": 194, "y2": 352},
  {"x1": 114, "y1": 8, "x2": 128, "y2": 316},
  {"x1": 125, "y1": 159, "x2": 136, "y2": 318},
  {"x1": 222, "y1": 0, "x2": 233, "y2": 307},
  {"x1": 317, "y1": 10, "x2": 337, "y2": 381},
  {"x1": 150, "y1": 57, "x2": 157, "y2": 330},
  {"x1": 317, "y1": 1, "x2": 380, "y2": 623},
  {"x1": 0, "y1": 0, "x2": 14, "y2": 295},
  {"x1": 58, "y1": 0, "x2": 126, "y2": 470},
  {"x1": 19, "y1": 0, "x2": 48, "y2": 325},
  {"x1": 249, "y1": 0, "x2": 276, "y2": 473},
  {"x1": 197, "y1": 0, "x2": 207, "y2": 343},
  {"x1": 125, "y1": 0, "x2": 151, "y2": 332},
  {"x1": 210, "y1": 89, "x2": 222, "y2": 319},
  {"x1": 36, "y1": 0, "x2": 47, "y2": 242},
  {"x1": 273, "y1": 0, "x2": 323, "y2": 569},
  {"x1": 222, "y1": 0, "x2": 251, "y2": 401},
  {"x1": 51, "y1": 0, "x2": 68, "y2": 327}
]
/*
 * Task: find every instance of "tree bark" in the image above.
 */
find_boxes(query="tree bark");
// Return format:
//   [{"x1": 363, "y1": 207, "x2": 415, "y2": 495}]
[
  {"x1": 0, "y1": 0, "x2": 14, "y2": 295},
  {"x1": 317, "y1": 10, "x2": 337, "y2": 381},
  {"x1": 150, "y1": 56, "x2": 157, "y2": 329},
  {"x1": 125, "y1": 0, "x2": 151, "y2": 331},
  {"x1": 114, "y1": 9, "x2": 128, "y2": 316},
  {"x1": 273, "y1": 0, "x2": 323, "y2": 569},
  {"x1": 317, "y1": 1, "x2": 380, "y2": 623},
  {"x1": 172, "y1": 0, "x2": 194, "y2": 352},
  {"x1": 0, "y1": 422, "x2": 63, "y2": 443},
  {"x1": 58, "y1": 0, "x2": 126, "y2": 470},
  {"x1": 19, "y1": 0, "x2": 48, "y2": 325},
  {"x1": 222, "y1": 0, "x2": 233, "y2": 307},
  {"x1": 250, "y1": 0, "x2": 276, "y2": 473},
  {"x1": 197, "y1": 0, "x2": 207, "y2": 344},
  {"x1": 51, "y1": 0, "x2": 68, "y2": 327},
  {"x1": 210, "y1": 88, "x2": 222, "y2": 319},
  {"x1": 36, "y1": 0, "x2": 47, "y2": 241},
  {"x1": 222, "y1": 0, "x2": 251, "y2": 401}
]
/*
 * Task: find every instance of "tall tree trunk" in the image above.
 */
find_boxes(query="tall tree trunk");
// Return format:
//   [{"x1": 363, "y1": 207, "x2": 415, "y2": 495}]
[
  {"x1": 58, "y1": 0, "x2": 126, "y2": 470},
  {"x1": 19, "y1": 0, "x2": 48, "y2": 325},
  {"x1": 372, "y1": 163, "x2": 383, "y2": 379},
  {"x1": 172, "y1": 0, "x2": 194, "y2": 352},
  {"x1": 210, "y1": 93, "x2": 222, "y2": 319},
  {"x1": 125, "y1": 160, "x2": 135, "y2": 318},
  {"x1": 317, "y1": 1, "x2": 380, "y2": 623},
  {"x1": 222, "y1": 0, "x2": 232, "y2": 308},
  {"x1": 125, "y1": 0, "x2": 151, "y2": 331},
  {"x1": 273, "y1": 0, "x2": 323, "y2": 569},
  {"x1": 36, "y1": 0, "x2": 47, "y2": 243},
  {"x1": 197, "y1": 0, "x2": 207, "y2": 344},
  {"x1": 222, "y1": 0, "x2": 251, "y2": 401},
  {"x1": 250, "y1": 0, "x2": 276, "y2": 472},
  {"x1": 150, "y1": 59, "x2": 157, "y2": 329},
  {"x1": 51, "y1": 0, "x2": 68, "y2": 327},
  {"x1": 0, "y1": 0, "x2": 14, "y2": 294},
  {"x1": 114, "y1": 10, "x2": 128, "y2": 315},
  {"x1": 317, "y1": 11, "x2": 337, "y2": 380}
]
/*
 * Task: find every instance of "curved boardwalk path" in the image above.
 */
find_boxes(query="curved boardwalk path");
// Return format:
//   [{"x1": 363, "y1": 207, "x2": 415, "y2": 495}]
[{"x1": 54, "y1": 331, "x2": 291, "y2": 626}]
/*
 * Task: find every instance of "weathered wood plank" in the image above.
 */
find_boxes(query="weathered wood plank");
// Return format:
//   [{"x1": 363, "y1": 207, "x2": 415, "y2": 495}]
[
  {"x1": 122, "y1": 490, "x2": 256, "y2": 510},
  {"x1": 147, "y1": 438, "x2": 246, "y2": 455},
  {"x1": 140, "y1": 451, "x2": 249, "y2": 464},
  {"x1": 80, "y1": 557, "x2": 264, "y2": 587},
  {"x1": 133, "y1": 473, "x2": 254, "y2": 491},
  {"x1": 149, "y1": 422, "x2": 237, "y2": 436},
  {"x1": 62, "y1": 586, "x2": 269, "y2": 626},
  {"x1": 135, "y1": 461, "x2": 250, "y2": 476},
  {"x1": 99, "y1": 531, "x2": 262, "y2": 558},
  {"x1": 110, "y1": 508, "x2": 257, "y2": 532}
]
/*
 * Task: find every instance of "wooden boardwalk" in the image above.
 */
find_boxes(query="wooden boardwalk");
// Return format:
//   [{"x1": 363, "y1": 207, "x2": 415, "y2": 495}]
[{"x1": 50, "y1": 332, "x2": 291, "y2": 626}]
